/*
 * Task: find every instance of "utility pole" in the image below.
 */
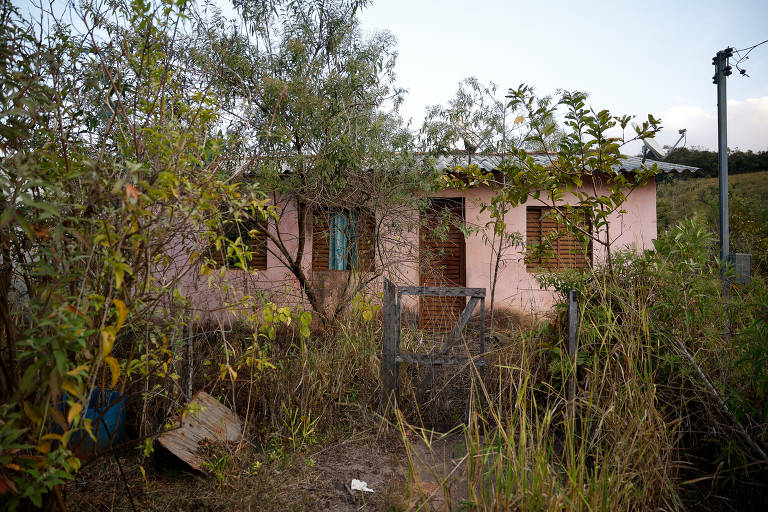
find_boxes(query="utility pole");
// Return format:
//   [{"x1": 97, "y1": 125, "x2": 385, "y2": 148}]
[{"x1": 712, "y1": 47, "x2": 733, "y2": 297}]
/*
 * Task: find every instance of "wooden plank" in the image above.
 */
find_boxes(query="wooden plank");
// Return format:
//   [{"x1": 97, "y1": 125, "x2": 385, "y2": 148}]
[
  {"x1": 399, "y1": 286, "x2": 484, "y2": 298},
  {"x1": 312, "y1": 209, "x2": 330, "y2": 271},
  {"x1": 441, "y1": 296, "x2": 480, "y2": 352},
  {"x1": 381, "y1": 278, "x2": 398, "y2": 406},
  {"x1": 249, "y1": 229, "x2": 268, "y2": 270},
  {"x1": 526, "y1": 205, "x2": 592, "y2": 270},
  {"x1": 396, "y1": 353, "x2": 486, "y2": 367},
  {"x1": 157, "y1": 391, "x2": 242, "y2": 471},
  {"x1": 358, "y1": 208, "x2": 376, "y2": 272}
]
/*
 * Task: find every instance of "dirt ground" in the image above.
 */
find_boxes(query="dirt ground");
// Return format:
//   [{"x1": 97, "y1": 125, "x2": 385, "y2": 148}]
[{"x1": 63, "y1": 429, "x2": 475, "y2": 511}]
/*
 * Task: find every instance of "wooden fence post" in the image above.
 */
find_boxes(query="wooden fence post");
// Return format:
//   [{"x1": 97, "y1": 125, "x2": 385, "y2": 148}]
[
  {"x1": 381, "y1": 278, "x2": 398, "y2": 407},
  {"x1": 568, "y1": 290, "x2": 578, "y2": 402}
]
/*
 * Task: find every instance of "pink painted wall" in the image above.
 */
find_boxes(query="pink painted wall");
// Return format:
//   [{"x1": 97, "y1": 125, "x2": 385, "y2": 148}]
[{"x1": 179, "y1": 181, "x2": 657, "y2": 322}]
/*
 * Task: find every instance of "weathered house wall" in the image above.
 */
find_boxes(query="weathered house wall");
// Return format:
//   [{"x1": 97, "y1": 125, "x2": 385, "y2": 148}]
[{"x1": 178, "y1": 178, "x2": 658, "y2": 323}]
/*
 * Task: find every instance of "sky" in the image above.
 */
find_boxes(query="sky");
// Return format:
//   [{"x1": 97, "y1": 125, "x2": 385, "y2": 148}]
[
  {"x1": 357, "y1": 0, "x2": 768, "y2": 153},
  {"x1": 16, "y1": 0, "x2": 767, "y2": 153}
]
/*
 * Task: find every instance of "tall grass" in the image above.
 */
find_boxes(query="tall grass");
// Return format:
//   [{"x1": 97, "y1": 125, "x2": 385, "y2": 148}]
[
  {"x1": 394, "y1": 219, "x2": 768, "y2": 510},
  {"x1": 64, "y1": 219, "x2": 766, "y2": 510}
]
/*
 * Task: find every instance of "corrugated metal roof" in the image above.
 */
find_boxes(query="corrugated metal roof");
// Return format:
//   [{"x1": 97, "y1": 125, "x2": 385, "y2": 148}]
[{"x1": 434, "y1": 153, "x2": 698, "y2": 174}]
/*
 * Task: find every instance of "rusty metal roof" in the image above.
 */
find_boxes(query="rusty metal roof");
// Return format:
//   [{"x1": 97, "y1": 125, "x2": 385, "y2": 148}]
[{"x1": 434, "y1": 153, "x2": 698, "y2": 174}]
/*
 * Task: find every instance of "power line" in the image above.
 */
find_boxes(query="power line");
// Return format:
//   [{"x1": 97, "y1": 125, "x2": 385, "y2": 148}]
[
  {"x1": 734, "y1": 38, "x2": 768, "y2": 53},
  {"x1": 732, "y1": 38, "x2": 768, "y2": 77}
]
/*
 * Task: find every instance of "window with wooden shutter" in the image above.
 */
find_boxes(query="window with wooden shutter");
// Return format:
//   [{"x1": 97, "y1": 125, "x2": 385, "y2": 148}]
[
  {"x1": 312, "y1": 207, "x2": 375, "y2": 272},
  {"x1": 357, "y1": 208, "x2": 376, "y2": 272},
  {"x1": 209, "y1": 217, "x2": 268, "y2": 270},
  {"x1": 525, "y1": 206, "x2": 591, "y2": 270}
]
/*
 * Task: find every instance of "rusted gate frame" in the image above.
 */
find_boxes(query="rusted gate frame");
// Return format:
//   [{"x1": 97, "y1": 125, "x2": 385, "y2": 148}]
[{"x1": 381, "y1": 278, "x2": 486, "y2": 407}]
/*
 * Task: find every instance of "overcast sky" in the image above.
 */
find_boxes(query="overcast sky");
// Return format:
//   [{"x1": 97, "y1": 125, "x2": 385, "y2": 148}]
[{"x1": 358, "y1": 0, "x2": 768, "y2": 153}]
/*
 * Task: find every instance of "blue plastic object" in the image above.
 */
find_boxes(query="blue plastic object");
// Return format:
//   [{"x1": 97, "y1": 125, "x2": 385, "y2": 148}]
[{"x1": 69, "y1": 388, "x2": 126, "y2": 455}]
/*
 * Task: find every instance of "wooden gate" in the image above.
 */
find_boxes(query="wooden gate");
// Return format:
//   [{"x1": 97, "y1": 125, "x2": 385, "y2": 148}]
[
  {"x1": 381, "y1": 278, "x2": 485, "y2": 408},
  {"x1": 419, "y1": 198, "x2": 466, "y2": 330}
]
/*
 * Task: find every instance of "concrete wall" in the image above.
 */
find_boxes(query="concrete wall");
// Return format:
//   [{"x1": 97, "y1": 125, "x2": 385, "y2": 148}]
[{"x1": 179, "y1": 180, "x2": 657, "y2": 322}]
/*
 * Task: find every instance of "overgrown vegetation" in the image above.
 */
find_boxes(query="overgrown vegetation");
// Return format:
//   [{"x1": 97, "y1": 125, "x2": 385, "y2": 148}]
[
  {"x1": 0, "y1": 0, "x2": 307, "y2": 506},
  {"x1": 658, "y1": 170, "x2": 768, "y2": 273},
  {"x1": 395, "y1": 220, "x2": 767, "y2": 510},
  {"x1": 2, "y1": 0, "x2": 767, "y2": 510}
]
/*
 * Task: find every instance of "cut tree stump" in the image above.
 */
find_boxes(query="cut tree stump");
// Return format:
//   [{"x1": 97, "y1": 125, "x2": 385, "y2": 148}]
[{"x1": 157, "y1": 391, "x2": 242, "y2": 470}]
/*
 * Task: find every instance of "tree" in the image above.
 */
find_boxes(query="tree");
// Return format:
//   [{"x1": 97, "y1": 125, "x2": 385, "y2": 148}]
[
  {"x1": 664, "y1": 147, "x2": 768, "y2": 179},
  {"x1": 0, "y1": 0, "x2": 290, "y2": 505},
  {"x1": 442, "y1": 85, "x2": 663, "y2": 277},
  {"x1": 507, "y1": 86, "x2": 666, "y2": 273},
  {"x1": 195, "y1": 0, "x2": 422, "y2": 326}
]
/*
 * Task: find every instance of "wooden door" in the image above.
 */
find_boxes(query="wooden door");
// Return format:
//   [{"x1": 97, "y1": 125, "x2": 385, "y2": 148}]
[{"x1": 419, "y1": 198, "x2": 466, "y2": 330}]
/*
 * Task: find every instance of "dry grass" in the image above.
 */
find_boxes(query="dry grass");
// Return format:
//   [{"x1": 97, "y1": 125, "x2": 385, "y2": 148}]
[{"x1": 65, "y1": 248, "x2": 768, "y2": 511}]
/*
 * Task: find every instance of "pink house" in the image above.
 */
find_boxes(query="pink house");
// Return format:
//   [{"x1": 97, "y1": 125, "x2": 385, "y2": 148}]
[{"x1": 180, "y1": 153, "x2": 696, "y2": 325}]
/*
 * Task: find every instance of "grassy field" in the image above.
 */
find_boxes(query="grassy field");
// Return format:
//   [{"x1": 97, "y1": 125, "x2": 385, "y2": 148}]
[
  {"x1": 657, "y1": 170, "x2": 768, "y2": 230},
  {"x1": 658, "y1": 170, "x2": 768, "y2": 273}
]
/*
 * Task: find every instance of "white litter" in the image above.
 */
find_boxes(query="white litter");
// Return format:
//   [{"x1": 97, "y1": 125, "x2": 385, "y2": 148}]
[{"x1": 350, "y1": 479, "x2": 375, "y2": 493}]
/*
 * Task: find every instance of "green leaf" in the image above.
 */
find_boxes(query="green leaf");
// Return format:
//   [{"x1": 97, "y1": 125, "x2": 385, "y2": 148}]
[{"x1": 0, "y1": 207, "x2": 14, "y2": 228}]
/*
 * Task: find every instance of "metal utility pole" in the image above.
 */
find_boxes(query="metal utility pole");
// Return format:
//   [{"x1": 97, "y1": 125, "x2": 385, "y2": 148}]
[{"x1": 712, "y1": 48, "x2": 733, "y2": 296}]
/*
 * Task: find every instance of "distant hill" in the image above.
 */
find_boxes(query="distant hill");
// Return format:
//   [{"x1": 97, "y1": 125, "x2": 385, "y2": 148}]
[
  {"x1": 661, "y1": 148, "x2": 768, "y2": 178},
  {"x1": 657, "y1": 170, "x2": 768, "y2": 273}
]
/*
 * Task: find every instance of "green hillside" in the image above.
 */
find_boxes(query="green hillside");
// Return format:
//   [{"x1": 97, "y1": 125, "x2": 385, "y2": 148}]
[{"x1": 657, "y1": 170, "x2": 768, "y2": 272}]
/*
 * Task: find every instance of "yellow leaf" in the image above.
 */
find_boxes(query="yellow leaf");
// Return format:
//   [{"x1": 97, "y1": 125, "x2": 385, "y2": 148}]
[
  {"x1": 5, "y1": 463, "x2": 21, "y2": 471},
  {"x1": 114, "y1": 269, "x2": 124, "y2": 290},
  {"x1": 41, "y1": 433, "x2": 63, "y2": 441},
  {"x1": 101, "y1": 329, "x2": 116, "y2": 356},
  {"x1": 104, "y1": 356, "x2": 120, "y2": 387},
  {"x1": 66, "y1": 364, "x2": 90, "y2": 376},
  {"x1": 61, "y1": 429, "x2": 73, "y2": 449},
  {"x1": 83, "y1": 419, "x2": 95, "y2": 441},
  {"x1": 113, "y1": 299, "x2": 127, "y2": 331},
  {"x1": 23, "y1": 401, "x2": 42, "y2": 424},
  {"x1": 514, "y1": 116, "x2": 525, "y2": 125},
  {"x1": 67, "y1": 403, "x2": 83, "y2": 425},
  {"x1": 61, "y1": 379, "x2": 80, "y2": 398},
  {"x1": 37, "y1": 441, "x2": 51, "y2": 454}
]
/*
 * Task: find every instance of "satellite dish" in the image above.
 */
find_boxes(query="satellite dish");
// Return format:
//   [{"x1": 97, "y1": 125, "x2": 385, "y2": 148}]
[{"x1": 632, "y1": 122, "x2": 687, "y2": 160}]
